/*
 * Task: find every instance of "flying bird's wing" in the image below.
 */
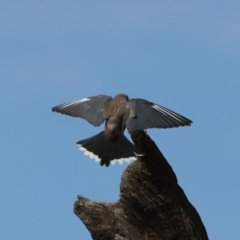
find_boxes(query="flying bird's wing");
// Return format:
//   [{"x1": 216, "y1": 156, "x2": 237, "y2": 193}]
[
  {"x1": 52, "y1": 95, "x2": 112, "y2": 126},
  {"x1": 126, "y1": 98, "x2": 192, "y2": 132}
]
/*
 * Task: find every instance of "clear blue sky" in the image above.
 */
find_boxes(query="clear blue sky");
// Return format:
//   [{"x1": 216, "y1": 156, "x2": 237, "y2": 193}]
[{"x1": 1, "y1": 1, "x2": 239, "y2": 239}]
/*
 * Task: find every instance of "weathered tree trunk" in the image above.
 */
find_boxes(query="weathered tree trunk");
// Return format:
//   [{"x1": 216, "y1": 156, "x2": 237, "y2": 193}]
[{"x1": 74, "y1": 131, "x2": 208, "y2": 240}]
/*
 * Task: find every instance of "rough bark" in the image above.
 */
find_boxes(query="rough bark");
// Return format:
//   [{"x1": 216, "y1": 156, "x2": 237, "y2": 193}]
[{"x1": 74, "y1": 130, "x2": 208, "y2": 240}]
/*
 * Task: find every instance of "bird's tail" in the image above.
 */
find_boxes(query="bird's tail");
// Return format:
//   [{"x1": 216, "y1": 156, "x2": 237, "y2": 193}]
[{"x1": 76, "y1": 131, "x2": 144, "y2": 167}]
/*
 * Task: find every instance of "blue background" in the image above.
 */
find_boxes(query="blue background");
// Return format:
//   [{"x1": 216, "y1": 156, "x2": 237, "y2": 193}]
[{"x1": 1, "y1": 1, "x2": 239, "y2": 239}]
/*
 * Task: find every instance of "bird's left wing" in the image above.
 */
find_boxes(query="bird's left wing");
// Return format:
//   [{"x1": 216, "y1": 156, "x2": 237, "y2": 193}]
[
  {"x1": 126, "y1": 99, "x2": 192, "y2": 132},
  {"x1": 52, "y1": 95, "x2": 112, "y2": 126}
]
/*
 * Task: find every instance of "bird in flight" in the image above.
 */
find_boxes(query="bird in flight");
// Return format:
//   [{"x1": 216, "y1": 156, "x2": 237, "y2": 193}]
[{"x1": 52, "y1": 94, "x2": 192, "y2": 167}]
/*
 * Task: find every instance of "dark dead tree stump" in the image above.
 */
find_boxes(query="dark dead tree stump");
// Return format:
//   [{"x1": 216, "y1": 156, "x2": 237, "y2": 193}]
[{"x1": 74, "y1": 131, "x2": 208, "y2": 240}]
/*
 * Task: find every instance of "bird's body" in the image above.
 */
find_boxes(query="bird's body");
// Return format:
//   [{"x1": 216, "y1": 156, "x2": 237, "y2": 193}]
[
  {"x1": 103, "y1": 94, "x2": 129, "y2": 140},
  {"x1": 52, "y1": 94, "x2": 192, "y2": 166}
]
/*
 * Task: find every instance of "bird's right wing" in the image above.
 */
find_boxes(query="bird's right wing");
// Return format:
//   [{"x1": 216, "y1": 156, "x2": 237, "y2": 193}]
[
  {"x1": 126, "y1": 98, "x2": 192, "y2": 132},
  {"x1": 52, "y1": 95, "x2": 112, "y2": 126}
]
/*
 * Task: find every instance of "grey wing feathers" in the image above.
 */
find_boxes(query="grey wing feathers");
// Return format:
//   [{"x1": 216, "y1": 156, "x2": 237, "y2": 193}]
[
  {"x1": 126, "y1": 99, "x2": 192, "y2": 132},
  {"x1": 52, "y1": 95, "x2": 112, "y2": 126}
]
